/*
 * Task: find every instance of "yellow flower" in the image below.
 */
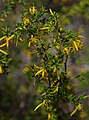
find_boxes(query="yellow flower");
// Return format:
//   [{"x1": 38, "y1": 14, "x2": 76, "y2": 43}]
[
  {"x1": 53, "y1": 86, "x2": 58, "y2": 93},
  {"x1": 48, "y1": 112, "x2": 51, "y2": 120},
  {"x1": 70, "y1": 103, "x2": 83, "y2": 117},
  {"x1": 6, "y1": 34, "x2": 14, "y2": 41},
  {"x1": 67, "y1": 70, "x2": 72, "y2": 76},
  {"x1": 77, "y1": 35, "x2": 85, "y2": 39},
  {"x1": 53, "y1": 66, "x2": 57, "y2": 73},
  {"x1": 42, "y1": 70, "x2": 45, "y2": 78},
  {"x1": 53, "y1": 38, "x2": 56, "y2": 43},
  {"x1": 0, "y1": 36, "x2": 6, "y2": 41},
  {"x1": 28, "y1": 35, "x2": 37, "y2": 47},
  {"x1": 19, "y1": 38, "x2": 24, "y2": 41},
  {"x1": 34, "y1": 64, "x2": 39, "y2": 69},
  {"x1": 56, "y1": 43, "x2": 60, "y2": 49},
  {"x1": 72, "y1": 40, "x2": 83, "y2": 53},
  {"x1": 76, "y1": 40, "x2": 83, "y2": 48},
  {"x1": 51, "y1": 80, "x2": 57, "y2": 87},
  {"x1": 6, "y1": 34, "x2": 14, "y2": 49},
  {"x1": 60, "y1": 27, "x2": 63, "y2": 31},
  {"x1": 63, "y1": 47, "x2": 69, "y2": 55},
  {"x1": 73, "y1": 41, "x2": 78, "y2": 52},
  {"x1": 29, "y1": 35, "x2": 36, "y2": 42},
  {"x1": 0, "y1": 66, "x2": 3, "y2": 74},
  {"x1": 40, "y1": 27, "x2": 49, "y2": 30},
  {"x1": 29, "y1": 4, "x2": 37, "y2": 14},
  {"x1": 35, "y1": 68, "x2": 46, "y2": 78},
  {"x1": 76, "y1": 103, "x2": 83, "y2": 110},
  {"x1": 23, "y1": 18, "x2": 29, "y2": 25},
  {"x1": 0, "y1": 35, "x2": 14, "y2": 49},
  {"x1": 34, "y1": 100, "x2": 46, "y2": 111},
  {"x1": 0, "y1": 18, "x2": 4, "y2": 22},
  {"x1": 49, "y1": 9, "x2": 54, "y2": 16},
  {"x1": 0, "y1": 49, "x2": 8, "y2": 55},
  {"x1": 15, "y1": 27, "x2": 23, "y2": 30},
  {"x1": 0, "y1": 43, "x2": 6, "y2": 48}
]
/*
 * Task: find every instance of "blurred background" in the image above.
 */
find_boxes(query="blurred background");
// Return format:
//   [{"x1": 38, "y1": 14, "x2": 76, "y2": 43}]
[{"x1": 0, "y1": 0, "x2": 89, "y2": 120}]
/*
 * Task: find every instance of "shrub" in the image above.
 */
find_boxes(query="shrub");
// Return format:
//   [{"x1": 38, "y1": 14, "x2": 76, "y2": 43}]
[{"x1": 0, "y1": 3, "x2": 86, "y2": 120}]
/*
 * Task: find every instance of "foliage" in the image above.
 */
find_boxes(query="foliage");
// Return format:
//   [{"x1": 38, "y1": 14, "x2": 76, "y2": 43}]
[{"x1": 0, "y1": 2, "x2": 87, "y2": 120}]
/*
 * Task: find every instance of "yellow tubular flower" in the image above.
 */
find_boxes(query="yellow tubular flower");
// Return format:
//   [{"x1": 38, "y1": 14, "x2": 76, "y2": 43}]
[
  {"x1": 34, "y1": 100, "x2": 46, "y2": 111},
  {"x1": 0, "y1": 43, "x2": 6, "y2": 48},
  {"x1": 76, "y1": 103, "x2": 83, "y2": 110},
  {"x1": 56, "y1": 43, "x2": 60, "y2": 49},
  {"x1": 0, "y1": 66, "x2": 3, "y2": 74},
  {"x1": 19, "y1": 38, "x2": 24, "y2": 41},
  {"x1": 0, "y1": 18, "x2": 4, "y2": 22},
  {"x1": 48, "y1": 112, "x2": 51, "y2": 120},
  {"x1": 0, "y1": 36, "x2": 6, "y2": 41},
  {"x1": 76, "y1": 40, "x2": 83, "y2": 48},
  {"x1": 29, "y1": 5, "x2": 37, "y2": 14},
  {"x1": 23, "y1": 18, "x2": 29, "y2": 25},
  {"x1": 63, "y1": 47, "x2": 69, "y2": 55},
  {"x1": 35, "y1": 68, "x2": 46, "y2": 78},
  {"x1": 15, "y1": 27, "x2": 23, "y2": 30},
  {"x1": 53, "y1": 66, "x2": 57, "y2": 73},
  {"x1": 70, "y1": 103, "x2": 83, "y2": 117},
  {"x1": 51, "y1": 80, "x2": 57, "y2": 87},
  {"x1": 29, "y1": 35, "x2": 36, "y2": 42},
  {"x1": 73, "y1": 41, "x2": 78, "y2": 52},
  {"x1": 34, "y1": 64, "x2": 39, "y2": 69},
  {"x1": 0, "y1": 49, "x2": 8, "y2": 55},
  {"x1": 40, "y1": 27, "x2": 49, "y2": 30},
  {"x1": 70, "y1": 108, "x2": 77, "y2": 117},
  {"x1": 77, "y1": 35, "x2": 85, "y2": 39},
  {"x1": 49, "y1": 9, "x2": 54, "y2": 16},
  {"x1": 28, "y1": 35, "x2": 37, "y2": 47},
  {"x1": 6, "y1": 34, "x2": 14, "y2": 41},
  {"x1": 60, "y1": 27, "x2": 63, "y2": 31},
  {"x1": 72, "y1": 40, "x2": 83, "y2": 53},
  {"x1": 6, "y1": 34, "x2": 14, "y2": 48},
  {"x1": 53, "y1": 86, "x2": 58, "y2": 93},
  {"x1": 35, "y1": 68, "x2": 44, "y2": 76},
  {"x1": 6, "y1": 39, "x2": 9, "y2": 49},
  {"x1": 28, "y1": 42, "x2": 31, "y2": 47},
  {"x1": 42, "y1": 70, "x2": 45, "y2": 78}
]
